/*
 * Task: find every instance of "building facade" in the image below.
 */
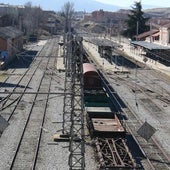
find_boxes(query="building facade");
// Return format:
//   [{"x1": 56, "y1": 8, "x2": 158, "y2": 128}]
[
  {"x1": 160, "y1": 23, "x2": 170, "y2": 45},
  {"x1": 0, "y1": 26, "x2": 23, "y2": 67}
]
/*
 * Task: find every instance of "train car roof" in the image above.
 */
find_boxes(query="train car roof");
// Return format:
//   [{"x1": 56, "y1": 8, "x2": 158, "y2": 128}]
[{"x1": 83, "y1": 63, "x2": 98, "y2": 74}]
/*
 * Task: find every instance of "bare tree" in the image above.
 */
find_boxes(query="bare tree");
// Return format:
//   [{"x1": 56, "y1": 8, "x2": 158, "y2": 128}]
[
  {"x1": 20, "y1": 1, "x2": 42, "y2": 38},
  {"x1": 62, "y1": 1, "x2": 74, "y2": 33},
  {"x1": 61, "y1": 2, "x2": 74, "y2": 64}
]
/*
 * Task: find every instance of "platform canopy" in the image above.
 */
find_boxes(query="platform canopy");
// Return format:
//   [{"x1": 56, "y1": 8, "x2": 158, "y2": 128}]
[
  {"x1": 87, "y1": 37, "x2": 121, "y2": 48},
  {"x1": 131, "y1": 41, "x2": 170, "y2": 50}
]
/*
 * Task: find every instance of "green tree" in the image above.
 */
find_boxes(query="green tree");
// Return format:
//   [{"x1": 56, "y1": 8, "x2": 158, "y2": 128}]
[{"x1": 123, "y1": 1, "x2": 149, "y2": 39}]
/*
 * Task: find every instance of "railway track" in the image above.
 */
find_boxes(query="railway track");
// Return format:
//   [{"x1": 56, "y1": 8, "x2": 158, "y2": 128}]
[
  {"x1": 84, "y1": 46, "x2": 170, "y2": 169},
  {"x1": 107, "y1": 73, "x2": 170, "y2": 169},
  {"x1": 110, "y1": 72, "x2": 170, "y2": 107},
  {"x1": 9, "y1": 38, "x2": 59, "y2": 170},
  {"x1": 132, "y1": 69, "x2": 170, "y2": 98},
  {"x1": 0, "y1": 44, "x2": 40, "y2": 116},
  {"x1": 9, "y1": 47, "x2": 52, "y2": 169},
  {"x1": 0, "y1": 42, "x2": 41, "y2": 91},
  {"x1": 84, "y1": 54, "x2": 137, "y2": 169},
  {"x1": 0, "y1": 37, "x2": 63, "y2": 169},
  {"x1": 124, "y1": 106, "x2": 170, "y2": 170},
  {"x1": 0, "y1": 44, "x2": 44, "y2": 120},
  {"x1": 1, "y1": 34, "x2": 169, "y2": 169},
  {"x1": 109, "y1": 69, "x2": 170, "y2": 169}
]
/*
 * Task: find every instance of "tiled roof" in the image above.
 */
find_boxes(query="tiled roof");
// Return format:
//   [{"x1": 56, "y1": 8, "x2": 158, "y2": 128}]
[
  {"x1": 0, "y1": 26, "x2": 23, "y2": 40},
  {"x1": 135, "y1": 29, "x2": 159, "y2": 39},
  {"x1": 163, "y1": 23, "x2": 170, "y2": 29}
]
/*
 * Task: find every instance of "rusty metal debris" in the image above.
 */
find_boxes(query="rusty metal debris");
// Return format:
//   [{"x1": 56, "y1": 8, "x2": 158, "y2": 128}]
[{"x1": 95, "y1": 137, "x2": 136, "y2": 169}]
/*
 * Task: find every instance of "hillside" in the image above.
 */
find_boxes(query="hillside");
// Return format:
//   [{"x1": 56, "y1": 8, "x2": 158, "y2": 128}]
[{"x1": 144, "y1": 7, "x2": 170, "y2": 17}]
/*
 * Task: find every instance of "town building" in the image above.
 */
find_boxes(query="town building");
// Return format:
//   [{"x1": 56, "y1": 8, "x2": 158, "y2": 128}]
[
  {"x1": 131, "y1": 23, "x2": 170, "y2": 66},
  {"x1": 135, "y1": 22, "x2": 170, "y2": 46},
  {"x1": 0, "y1": 3, "x2": 24, "y2": 16},
  {"x1": 0, "y1": 26, "x2": 23, "y2": 68},
  {"x1": 160, "y1": 23, "x2": 170, "y2": 45}
]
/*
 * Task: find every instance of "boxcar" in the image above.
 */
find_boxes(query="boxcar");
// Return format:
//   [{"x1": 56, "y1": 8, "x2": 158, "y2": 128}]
[{"x1": 83, "y1": 63, "x2": 102, "y2": 90}]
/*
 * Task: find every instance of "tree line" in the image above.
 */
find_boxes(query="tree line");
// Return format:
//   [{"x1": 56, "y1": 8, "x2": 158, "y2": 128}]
[
  {"x1": 0, "y1": 2, "x2": 46, "y2": 39},
  {"x1": 123, "y1": 1, "x2": 150, "y2": 39},
  {"x1": 0, "y1": 1, "x2": 150, "y2": 40}
]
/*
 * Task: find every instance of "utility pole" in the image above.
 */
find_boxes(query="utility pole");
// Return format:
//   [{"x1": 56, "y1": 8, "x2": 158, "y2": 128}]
[
  {"x1": 68, "y1": 36, "x2": 85, "y2": 170},
  {"x1": 136, "y1": 21, "x2": 139, "y2": 40},
  {"x1": 149, "y1": 22, "x2": 152, "y2": 43},
  {"x1": 61, "y1": 3, "x2": 85, "y2": 169},
  {"x1": 62, "y1": 29, "x2": 85, "y2": 170}
]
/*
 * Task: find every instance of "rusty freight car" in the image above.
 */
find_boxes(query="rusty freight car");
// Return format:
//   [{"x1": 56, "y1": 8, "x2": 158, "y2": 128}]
[{"x1": 83, "y1": 62, "x2": 136, "y2": 169}]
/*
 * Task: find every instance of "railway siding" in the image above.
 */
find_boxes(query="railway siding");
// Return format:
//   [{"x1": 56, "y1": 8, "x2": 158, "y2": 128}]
[
  {"x1": 0, "y1": 37, "x2": 69, "y2": 169},
  {"x1": 0, "y1": 35, "x2": 170, "y2": 169},
  {"x1": 83, "y1": 37, "x2": 170, "y2": 169}
]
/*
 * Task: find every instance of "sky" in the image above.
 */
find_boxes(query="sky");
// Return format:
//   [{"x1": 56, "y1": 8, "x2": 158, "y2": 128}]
[
  {"x1": 94, "y1": 0, "x2": 170, "y2": 7},
  {"x1": 2, "y1": 0, "x2": 170, "y2": 11}
]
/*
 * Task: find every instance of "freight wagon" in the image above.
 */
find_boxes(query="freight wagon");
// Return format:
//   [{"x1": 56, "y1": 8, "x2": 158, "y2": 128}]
[
  {"x1": 83, "y1": 63, "x2": 125, "y2": 137},
  {"x1": 83, "y1": 62, "x2": 136, "y2": 169}
]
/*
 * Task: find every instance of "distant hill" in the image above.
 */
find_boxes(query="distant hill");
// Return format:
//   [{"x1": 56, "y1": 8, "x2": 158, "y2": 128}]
[
  {"x1": 23, "y1": 0, "x2": 121, "y2": 12},
  {"x1": 118, "y1": 7, "x2": 170, "y2": 19},
  {"x1": 73, "y1": 1, "x2": 159, "y2": 12},
  {"x1": 144, "y1": 8, "x2": 170, "y2": 18},
  {"x1": 63, "y1": 0, "x2": 121, "y2": 12},
  {"x1": 75, "y1": 1, "x2": 121, "y2": 12}
]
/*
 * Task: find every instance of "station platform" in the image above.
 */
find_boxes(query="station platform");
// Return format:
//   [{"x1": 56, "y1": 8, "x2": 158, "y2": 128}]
[
  {"x1": 56, "y1": 39, "x2": 65, "y2": 71},
  {"x1": 110, "y1": 37, "x2": 170, "y2": 77},
  {"x1": 83, "y1": 41, "x2": 130, "y2": 74},
  {"x1": 83, "y1": 36, "x2": 170, "y2": 77},
  {"x1": 56, "y1": 57, "x2": 65, "y2": 71}
]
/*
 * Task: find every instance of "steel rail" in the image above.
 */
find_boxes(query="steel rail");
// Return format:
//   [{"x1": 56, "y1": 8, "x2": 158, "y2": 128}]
[
  {"x1": 6, "y1": 59, "x2": 42, "y2": 121},
  {"x1": 110, "y1": 72, "x2": 170, "y2": 164},
  {"x1": 9, "y1": 39, "x2": 56, "y2": 170},
  {"x1": 84, "y1": 46, "x2": 170, "y2": 169},
  {"x1": 32, "y1": 38, "x2": 59, "y2": 169},
  {"x1": 0, "y1": 91, "x2": 70, "y2": 95},
  {"x1": 108, "y1": 70, "x2": 170, "y2": 169},
  {"x1": 0, "y1": 44, "x2": 41, "y2": 107},
  {"x1": 0, "y1": 43, "x2": 46, "y2": 119}
]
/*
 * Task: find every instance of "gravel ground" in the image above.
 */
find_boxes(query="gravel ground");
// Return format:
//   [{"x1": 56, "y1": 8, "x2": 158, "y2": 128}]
[
  {"x1": 2, "y1": 35, "x2": 169, "y2": 169},
  {"x1": 0, "y1": 37, "x2": 98, "y2": 170},
  {"x1": 83, "y1": 39, "x2": 170, "y2": 159}
]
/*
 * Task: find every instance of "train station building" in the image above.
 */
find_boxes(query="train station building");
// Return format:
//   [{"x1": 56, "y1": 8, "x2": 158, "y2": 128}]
[{"x1": 132, "y1": 23, "x2": 170, "y2": 66}]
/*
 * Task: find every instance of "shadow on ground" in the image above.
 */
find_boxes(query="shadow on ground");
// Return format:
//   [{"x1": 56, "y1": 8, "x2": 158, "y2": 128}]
[
  {"x1": 0, "y1": 82, "x2": 31, "y2": 89},
  {"x1": 8, "y1": 50, "x2": 38, "y2": 69}
]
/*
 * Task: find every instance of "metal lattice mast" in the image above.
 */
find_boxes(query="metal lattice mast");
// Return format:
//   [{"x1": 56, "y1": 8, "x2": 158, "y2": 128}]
[
  {"x1": 69, "y1": 36, "x2": 85, "y2": 170},
  {"x1": 62, "y1": 32, "x2": 73, "y2": 135}
]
